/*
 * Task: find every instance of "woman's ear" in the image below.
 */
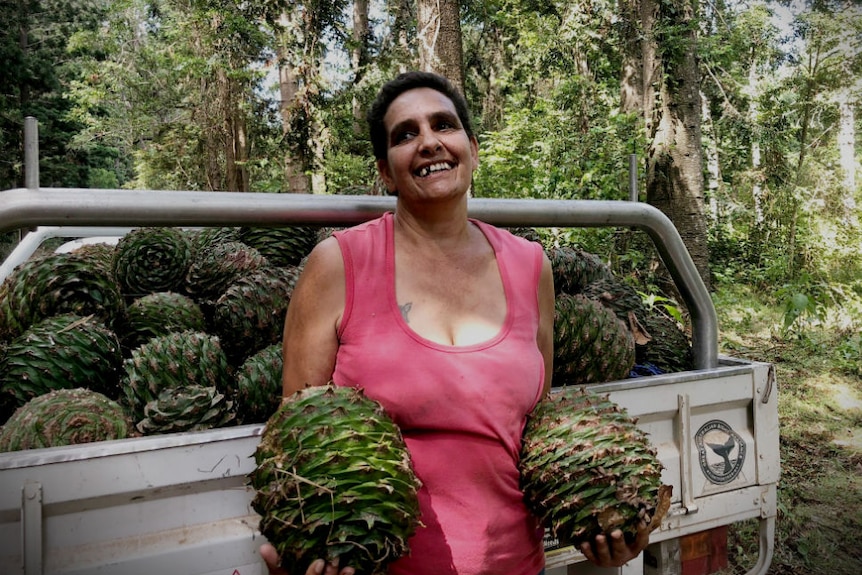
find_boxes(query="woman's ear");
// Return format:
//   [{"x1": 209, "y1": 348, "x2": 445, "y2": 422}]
[{"x1": 377, "y1": 158, "x2": 396, "y2": 192}]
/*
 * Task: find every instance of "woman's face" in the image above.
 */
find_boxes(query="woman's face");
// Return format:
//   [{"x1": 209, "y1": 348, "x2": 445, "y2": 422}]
[{"x1": 377, "y1": 87, "x2": 478, "y2": 202}]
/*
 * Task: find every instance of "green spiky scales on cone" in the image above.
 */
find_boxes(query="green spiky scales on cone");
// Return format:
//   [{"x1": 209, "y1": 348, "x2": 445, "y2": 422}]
[
  {"x1": 184, "y1": 240, "x2": 268, "y2": 302},
  {"x1": 637, "y1": 314, "x2": 693, "y2": 373},
  {"x1": 235, "y1": 343, "x2": 283, "y2": 424},
  {"x1": 581, "y1": 278, "x2": 649, "y2": 328},
  {"x1": 112, "y1": 227, "x2": 192, "y2": 298},
  {"x1": 250, "y1": 385, "x2": 422, "y2": 575},
  {"x1": 0, "y1": 314, "x2": 123, "y2": 407},
  {"x1": 548, "y1": 246, "x2": 614, "y2": 296},
  {"x1": 186, "y1": 227, "x2": 242, "y2": 255},
  {"x1": 120, "y1": 292, "x2": 207, "y2": 350},
  {"x1": 0, "y1": 251, "x2": 125, "y2": 339},
  {"x1": 212, "y1": 267, "x2": 297, "y2": 364},
  {"x1": 519, "y1": 386, "x2": 672, "y2": 546},
  {"x1": 69, "y1": 242, "x2": 117, "y2": 272},
  {"x1": 0, "y1": 388, "x2": 132, "y2": 452},
  {"x1": 121, "y1": 331, "x2": 232, "y2": 424},
  {"x1": 137, "y1": 385, "x2": 235, "y2": 435},
  {"x1": 553, "y1": 293, "x2": 635, "y2": 385},
  {"x1": 238, "y1": 226, "x2": 319, "y2": 268}
]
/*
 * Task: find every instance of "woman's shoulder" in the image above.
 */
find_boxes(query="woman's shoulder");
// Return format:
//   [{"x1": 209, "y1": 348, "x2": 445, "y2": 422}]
[
  {"x1": 332, "y1": 213, "x2": 392, "y2": 240},
  {"x1": 299, "y1": 235, "x2": 345, "y2": 283},
  {"x1": 472, "y1": 220, "x2": 544, "y2": 254}
]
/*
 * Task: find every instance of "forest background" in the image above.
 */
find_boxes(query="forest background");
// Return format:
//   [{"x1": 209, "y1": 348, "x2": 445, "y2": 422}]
[{"x1": 1, "y1": 0, "x2": 861, "y2": 573}]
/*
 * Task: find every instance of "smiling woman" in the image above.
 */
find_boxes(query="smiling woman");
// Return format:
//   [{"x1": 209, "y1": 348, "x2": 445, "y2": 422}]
[{"x1": 258, "y1": 72, "x2": 649, "y2": 575}]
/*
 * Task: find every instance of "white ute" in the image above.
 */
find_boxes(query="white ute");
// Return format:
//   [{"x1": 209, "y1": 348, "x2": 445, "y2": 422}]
[{"x1": 0, "y1": 124, "x2": 778, "y2": 575}]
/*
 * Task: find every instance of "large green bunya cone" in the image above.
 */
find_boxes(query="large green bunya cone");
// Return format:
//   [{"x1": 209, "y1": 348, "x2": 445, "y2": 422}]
[
  {"x1": 238, "y1": 226, "x2": 319, "y2": 268},
  {"x1": 184, "y1": 240, "x2": 268, "y2": 302},
  {"x1": 519, "y1": 386, "x2": 672, "y2": 546},
  {"x1": 235, "y1": 343, "x2": 283, "y2": 424},
  {"x1": 250, "y1": 385, "x2": 422, "y2": 575},
  {"x1": 112, "y1": 227, "x2": 192, "y2": 299},
  {"x1": 186, "y1": 227, "x2": 242, "y2": 254},
  {"x1": 0, "y1": 314, "x2": 123, "y2": 408},
  {"x1": 121, "y1": 331, "x2": 232, "y2": 424},
  {"x1": 69, "y1": 242, "x2": 117, "y2": 270},
  {"x1": 119, "y1": 292, "x2": 207, "y2": 351},
  {"x1": 137, "y1": 384, "x2": 236, "y2": 435},
  {"x1": 548, "y1": 246, "x2": 614, "y2": 296},
  {"x1": 637, "y1": 313, "x2": 693, "y2": 373},
  {"x1": 0, "y1": 251, "x2": 125, "y2": 339},
  {"x1": 581, "y1": 278, "x2": 649, "y2": 328},
  {"x1": 553, "y1": 294, "x2": 635, "y2": 386},
  {"x1": 212, "y1": 267, "x2": 298, "y2": 365},
  {"x1": 0, "y1": 388, "x2": 132, "y2": 452}
]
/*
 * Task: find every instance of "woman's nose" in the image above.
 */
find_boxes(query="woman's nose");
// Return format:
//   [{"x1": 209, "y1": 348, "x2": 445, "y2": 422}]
[{"x1": 417, "y1": 130, "x2": 442, "y2": 154}]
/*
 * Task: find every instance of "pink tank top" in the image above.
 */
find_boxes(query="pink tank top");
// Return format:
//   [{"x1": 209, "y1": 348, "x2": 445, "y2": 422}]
[{"x1": 332, "y1": 212, "x2": 546, "y2": 575}]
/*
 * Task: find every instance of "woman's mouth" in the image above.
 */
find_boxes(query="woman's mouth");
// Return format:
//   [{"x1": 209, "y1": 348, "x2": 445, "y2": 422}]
[{"x1": 415, "y1": 162, "x2": 454, "y2": 178}]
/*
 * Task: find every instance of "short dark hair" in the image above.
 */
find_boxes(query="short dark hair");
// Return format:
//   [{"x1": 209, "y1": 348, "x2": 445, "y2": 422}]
[{"x1": 367, "y1": 71, "x2": 475, "y2": 160}]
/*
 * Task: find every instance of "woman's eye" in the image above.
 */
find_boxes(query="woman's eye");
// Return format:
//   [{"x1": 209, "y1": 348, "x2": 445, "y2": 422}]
[{"x1": 393, "y1": 131, "x2": 415, "y2": 144}]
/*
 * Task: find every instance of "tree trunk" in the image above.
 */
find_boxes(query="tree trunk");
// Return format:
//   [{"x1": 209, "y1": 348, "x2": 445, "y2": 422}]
[
  {"x1": 417, "y1": 0, "x2": 464, "y2": 90},
  {"x1": 838, "y1": 96, "x2": 856, "y2": 223},
  {"x1": 276, "y1": 10, "x2": 311, "y2": 194},
  {"x1": 478, "y1": 24, "x2": 506, "y2": 131},
  {"x1": 392, "y1": 0, "x2": 414, "y2": 72},
  {"x1": 17, "y1": 0, "x2": 30, "y2": 113},
  {"x1": 618, "y1": 0, "x2": 646, "y2": 116},
  {"x1": 620, "y1": 0, "x2": 707, "y2": 288},
  {"x1": 701, "y1": 90, "x2": 720, "y2": 221},
  {"x1": 278, "y1": 50, "x2": 311, "y2": 194},
  {"x1": 219, "y1": 68, "x2": 239, "y2": 192},
  {"x1": 646, "y1": 0, "x2": 710, "y2": 290},
  {"x1": 351, "y1": 0, "x2": 369, "y2": 137},
  {"x1": 748, "y1": 56, "x2": 764, "y2": 224}
]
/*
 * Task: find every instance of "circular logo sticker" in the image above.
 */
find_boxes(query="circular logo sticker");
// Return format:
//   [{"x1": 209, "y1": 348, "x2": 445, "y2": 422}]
[{"x1": 695, "y1": 419, "x2": 746, "y2": 485}]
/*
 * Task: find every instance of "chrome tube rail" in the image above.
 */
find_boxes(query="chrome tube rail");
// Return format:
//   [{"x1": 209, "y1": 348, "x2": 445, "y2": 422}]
[{"x1": 0, "y1": 188, "x2": 717, "y2": 369}]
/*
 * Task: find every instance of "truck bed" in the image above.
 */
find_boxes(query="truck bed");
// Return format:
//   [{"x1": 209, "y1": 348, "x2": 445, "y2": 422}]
[{"x1": 0, "y1": 357, "x2": 778, "y2": 575}]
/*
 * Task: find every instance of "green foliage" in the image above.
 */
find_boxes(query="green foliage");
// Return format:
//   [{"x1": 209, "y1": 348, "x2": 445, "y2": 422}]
[
  {"x1": 0, "y1": 0, "x2": 120, "y2": 189},
  {"x1": 639, "y1": 292, "x2": 684, "y2": 324},
  {"x1": 474, "y1": 101, "x2": 643, "y2": 200},
  {"x1": 835, "y1": 334, "x2": 862, "y2": 378},
  {"x1": 66, "y1": 0, "x2": 275, "y2": 192}
]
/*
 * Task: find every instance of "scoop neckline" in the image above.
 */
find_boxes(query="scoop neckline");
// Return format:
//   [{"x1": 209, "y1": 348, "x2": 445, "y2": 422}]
[{"x1": 384, "y1": 213, "x2": 514, "y2": 352}]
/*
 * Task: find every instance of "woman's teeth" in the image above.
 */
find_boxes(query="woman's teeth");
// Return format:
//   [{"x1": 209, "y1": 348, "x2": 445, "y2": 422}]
[{"x1": 417, "y1": 163, "x2": 451, "y2": 177}]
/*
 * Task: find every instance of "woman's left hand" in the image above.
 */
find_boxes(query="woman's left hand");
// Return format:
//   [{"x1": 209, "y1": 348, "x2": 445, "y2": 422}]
[{"x1": 579, "y1": 521, "x2": 651, "y2": 568}]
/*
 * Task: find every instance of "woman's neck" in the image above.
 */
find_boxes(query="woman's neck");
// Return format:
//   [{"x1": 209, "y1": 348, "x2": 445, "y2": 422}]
[{"x1": 393, "y1": 197, "x2": 471, "y2": 246}]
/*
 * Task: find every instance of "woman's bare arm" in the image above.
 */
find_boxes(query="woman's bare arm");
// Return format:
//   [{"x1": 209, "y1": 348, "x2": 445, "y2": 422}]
[
  {"x1": 281, "y1": 236, "x2": 346, "y2": 398},
  {"x1": 537, "y1": 253, "x2": 555, "y2": 395}
]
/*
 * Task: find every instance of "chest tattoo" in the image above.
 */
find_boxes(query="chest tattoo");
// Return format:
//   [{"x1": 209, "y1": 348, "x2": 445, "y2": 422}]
[{"x1": 399, "y1": 302, "x2": 413, "y2": 323}]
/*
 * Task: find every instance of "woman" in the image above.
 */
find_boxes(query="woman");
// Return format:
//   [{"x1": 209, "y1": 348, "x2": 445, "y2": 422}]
[{"x1": 261, "y1": 71, "x2": 650, "y2": 575}]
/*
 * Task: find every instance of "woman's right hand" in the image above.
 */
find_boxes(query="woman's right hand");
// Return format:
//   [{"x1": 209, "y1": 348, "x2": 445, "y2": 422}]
[{"x1": 259, "y1": 543, "x2": 355, "y2": 575}]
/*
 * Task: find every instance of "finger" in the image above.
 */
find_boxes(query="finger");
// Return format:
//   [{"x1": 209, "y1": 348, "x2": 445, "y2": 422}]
[
  {"x1": 630, "y1": 521, "x2": 651, "y2": 554},
  {"x1": 307, "y1": 559, "x2": 326, "y2": 575},
  {"x1": 579, "y1": 539, "x2": 598, "y2": 564},
  {"x1": 260, "y1": 544, "x2": 289, "y2": 575},
  {"x1": 607, "y1": 529, "x2": 630, "y2": 561},
  {"x1": 321, "y1": 557, "x2": 340, "y2": 575},
  {"x1": 593, "y1": 532, "x2": 615, "y2": 565}
]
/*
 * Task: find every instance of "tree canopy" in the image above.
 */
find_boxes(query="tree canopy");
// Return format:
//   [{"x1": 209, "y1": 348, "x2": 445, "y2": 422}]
[{"x1": 0, "y1": 0, "x2": 860, "y2": 299}]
